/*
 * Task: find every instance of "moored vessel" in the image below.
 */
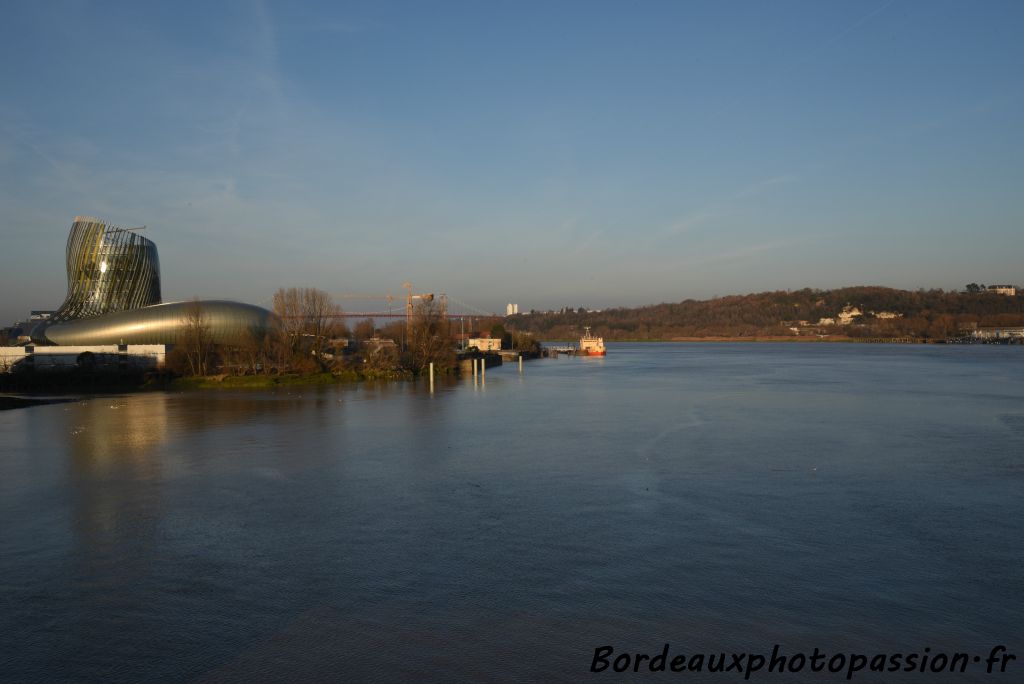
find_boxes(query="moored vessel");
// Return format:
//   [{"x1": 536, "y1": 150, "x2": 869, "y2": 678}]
[{"x1": 579, "y1": 327, "x2": 606, "y2": 356}]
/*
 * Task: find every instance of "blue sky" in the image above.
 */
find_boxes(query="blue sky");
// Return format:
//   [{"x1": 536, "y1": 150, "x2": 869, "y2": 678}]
[{"x1": 1, "y1": 0, "x2": 1021, "y2": 321}]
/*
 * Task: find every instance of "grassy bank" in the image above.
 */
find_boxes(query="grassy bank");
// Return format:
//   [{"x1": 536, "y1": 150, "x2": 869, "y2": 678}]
[
  {"x1": 162, "y1": 367, "x2": 424, "y2": 390},
  {"x1": 1, "y1": 367, "x2": 424, "y2": 396},
  {"x1": 165, "y1": 371, "x2": 361, "y2": 390}
]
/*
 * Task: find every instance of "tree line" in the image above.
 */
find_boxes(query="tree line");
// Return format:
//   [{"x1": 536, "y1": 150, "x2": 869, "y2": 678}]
[
  {"x1": 508, "y1": 287, "x2": 1024, "y2": 341},
  {"x1": 168, "y1": 287, "x2": 457, "y2": 379}
]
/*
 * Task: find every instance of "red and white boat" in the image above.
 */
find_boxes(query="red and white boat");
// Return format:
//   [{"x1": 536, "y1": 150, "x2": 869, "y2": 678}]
[{"x1": 579, "y1": 327, "x2": 606, "y2": 356}]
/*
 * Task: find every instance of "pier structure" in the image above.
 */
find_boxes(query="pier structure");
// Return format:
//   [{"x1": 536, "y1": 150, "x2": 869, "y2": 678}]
[{"x1": 456, "y1": 351, "x2": 502, "y2": 376}]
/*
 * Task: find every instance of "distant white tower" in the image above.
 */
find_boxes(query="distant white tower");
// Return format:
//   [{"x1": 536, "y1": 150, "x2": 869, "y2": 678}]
[{"x1": 506, "y1": 303, "x2": 519, "y2": 316}]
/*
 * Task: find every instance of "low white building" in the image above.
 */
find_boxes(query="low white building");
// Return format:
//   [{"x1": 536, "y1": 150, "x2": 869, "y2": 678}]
[
  {"x1": 837, "y1": 306, "x2": 863, "y2": 325},
  {"x1": 467, "y1": 337, "x2": 501, "y2": 351},
  {"x1": 988, "y1": 285, "x2": 1017, "y2": 296},
  {"x1": 973, "y1": 326, "x2": 1024, "y2": 340},
  {"x1": 0, "y1": 344, "x2": 168, "y2": 374}
]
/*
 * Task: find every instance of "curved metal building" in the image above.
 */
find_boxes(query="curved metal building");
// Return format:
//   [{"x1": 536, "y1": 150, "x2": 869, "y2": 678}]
[
  {"x1": 43, "y1": 300, "x2": 274, "y2": 346},
  {"x1": 53, "y1": 216, "x2": 161, "y2": 322},
  {"x1": 33, "y1": 216, "x2": 273, "y2": 347}
]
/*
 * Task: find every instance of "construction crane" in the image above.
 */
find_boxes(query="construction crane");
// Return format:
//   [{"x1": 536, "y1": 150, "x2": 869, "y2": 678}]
[
  {"x1": 403, "y1": 282, "x2": 447, "y2": 337},
  {"x1": 330, "y1": 284, "x2": 445, "y2": 348}
]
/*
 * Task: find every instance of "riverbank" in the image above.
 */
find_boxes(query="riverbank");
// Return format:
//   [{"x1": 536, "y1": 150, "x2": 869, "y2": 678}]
[
  {"x1": 0, "y1": 368, "x2": 419, "y2": 395},
  {"x1": 162, "y1": 368, "x2": 429, "y2": 389},
  {"x1": 543, "y1": 336, "x2": 945, "y2": 343},
  {"x1": 0, "y1": 370, "x2": 418, "y2": 407},
  {"x1": 668, "y1": 335, "x2": 854, "y2": 342},
  {"x1": 166, "y1": 372, "x2": 360, "y2": 390},
  {"x1": 547, "y1": 336, "x2": 858, "y2": 343}
]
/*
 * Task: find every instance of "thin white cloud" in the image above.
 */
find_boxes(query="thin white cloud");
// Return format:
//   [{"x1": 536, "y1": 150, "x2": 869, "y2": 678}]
[
  {"x1": 660, "y1": 172, "x2": 800, "y2": 239},
  {"x1": 667, "y1": 210, "x2": 719, "y2": 236},
  {"x1": 704, "y1": 240, "x2": 799, "y2": 264},
  {"x1": 283, "y1": 20, "x2": 366, "y2": 35}
]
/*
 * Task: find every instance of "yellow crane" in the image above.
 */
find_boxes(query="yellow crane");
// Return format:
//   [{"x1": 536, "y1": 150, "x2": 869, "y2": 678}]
[{"x1": 403, "y1": 282, "x2": 447, "y2": 337}]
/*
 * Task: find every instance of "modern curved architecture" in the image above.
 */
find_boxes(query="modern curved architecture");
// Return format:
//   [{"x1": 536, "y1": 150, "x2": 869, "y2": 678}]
[
  {"x1": 52, "y1": 216, "x2": 161, "y2": 321},
  {"x1": 43, "y1": 300, "x2": 274, "y2": 346},
  {"x1": 33, "y1": 216, "x2": 272, "y2": 347}
]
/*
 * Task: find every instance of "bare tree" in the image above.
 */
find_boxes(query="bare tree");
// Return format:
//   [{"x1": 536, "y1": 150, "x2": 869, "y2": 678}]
[
  {"x1": 180, "y1": 298, "x2": 211, "y2": 376},
  {"x1": 271, "y1": 287, "x2": 343, "y2": 370},
  {"x1": 361, "y1": 338, "x2": 401, "y2": 374},
  {"x1": 301, "y1": 287, "x2": 343, "y2": 363},
  {"x1": 222, "y1": 325, "x2": 269, "y2": 375},
  {"x1": 352, "y1": 317, "x2": 376, "y2": 342},
  {"x1": 406, "y1": 299, "x2": 454, "y2": 374},
  {"x1": 272, "y1": 287, "x2": 304, "y2": 356}
]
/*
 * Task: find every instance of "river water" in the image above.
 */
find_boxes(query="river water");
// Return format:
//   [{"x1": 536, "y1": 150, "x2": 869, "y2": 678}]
[{"x1": 1, "y1": 344, "x2": 1021, "y2": 682}]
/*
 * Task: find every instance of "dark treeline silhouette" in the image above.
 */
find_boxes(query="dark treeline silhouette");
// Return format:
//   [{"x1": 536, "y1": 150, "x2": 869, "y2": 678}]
[{"x1": 510, "y1": 287, "x2": 1024, "y2": 341}]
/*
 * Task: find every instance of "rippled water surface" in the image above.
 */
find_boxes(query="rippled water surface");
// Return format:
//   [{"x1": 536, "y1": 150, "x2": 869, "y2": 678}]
[{"x1": 1, "y1": 344, "x2": 1022, "y2": 682}]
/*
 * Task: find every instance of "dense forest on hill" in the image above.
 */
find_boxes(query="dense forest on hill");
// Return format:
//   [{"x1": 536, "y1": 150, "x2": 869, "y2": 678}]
[{"x1": 508, "y1": 287, "x2": 1024, "y2": 341}]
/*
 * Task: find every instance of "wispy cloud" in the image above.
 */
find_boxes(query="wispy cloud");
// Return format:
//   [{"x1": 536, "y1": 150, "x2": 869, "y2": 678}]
[
  {"x1": 283, "y1": 20, "x2": 366, "y2": 35},
  {"x1": 821, "y1": 0, "x2": 900, "y2": 50},
  {"x1": 703, "y1": 238, "x2": 806, "y2": 265},
  {"x1": 666, "y1": 210, "x2": 719, "y2": 236},
  {"x1": 660, "y1": 173, "x2": 800, "y2": 239}
]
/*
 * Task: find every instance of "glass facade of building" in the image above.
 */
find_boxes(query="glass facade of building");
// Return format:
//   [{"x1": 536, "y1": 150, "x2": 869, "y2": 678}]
[
  {"x1": 52, "y1": 216, "x2": 161, "y2": 322},
  {"x1": 34, "y1": 217, "x2": 272, "y2": 346}
]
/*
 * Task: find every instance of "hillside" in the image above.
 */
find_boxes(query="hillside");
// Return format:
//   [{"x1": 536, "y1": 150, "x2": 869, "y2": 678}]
[{"x1": 508, "y1": 287, "x2": 1024, "y2": 341}]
